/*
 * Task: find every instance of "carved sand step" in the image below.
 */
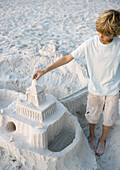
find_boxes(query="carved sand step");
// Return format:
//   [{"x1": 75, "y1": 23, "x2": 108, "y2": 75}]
[{"x1": 16, "y1": 95, "x2": 56, "y2": 122}]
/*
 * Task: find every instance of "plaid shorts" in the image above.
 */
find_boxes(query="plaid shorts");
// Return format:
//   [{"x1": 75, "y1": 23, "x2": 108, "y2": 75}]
[{"x1": 85, "y1": 92, "x2": 119, "y2": 126}]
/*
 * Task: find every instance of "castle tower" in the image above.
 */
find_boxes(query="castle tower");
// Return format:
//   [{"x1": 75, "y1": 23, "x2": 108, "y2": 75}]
[
  {"x1": 26, "y1": 80, "x2": 45, "y2": 107},
  {"x1": 16, "y1": 80, "x2": 56, "y2": 123}
]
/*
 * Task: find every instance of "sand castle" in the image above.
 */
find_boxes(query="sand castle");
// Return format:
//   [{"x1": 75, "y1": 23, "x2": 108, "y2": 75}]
[{"x1": 0, "y1": 80, "x2": 97, "y2": 170}]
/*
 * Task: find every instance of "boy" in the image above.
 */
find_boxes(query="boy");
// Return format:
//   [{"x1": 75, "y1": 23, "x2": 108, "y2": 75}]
[{"x1": 32, "y1": 9, "x2": 120, "y2": 156}]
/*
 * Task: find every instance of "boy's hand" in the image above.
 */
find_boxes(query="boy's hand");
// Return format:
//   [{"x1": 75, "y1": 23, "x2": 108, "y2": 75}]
[{"x1": 32, "y1": 70, "x2": 44, "y2": 80}]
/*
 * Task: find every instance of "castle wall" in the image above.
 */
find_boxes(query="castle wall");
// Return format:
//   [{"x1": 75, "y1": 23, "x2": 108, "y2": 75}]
[
  {"x1": 30, "y1": 131, "x2": 48, "y2": 148},
  {"x1": 28, "y1": 113, "x2": 65, "y2": 149},
  {"x1": 16, "y1": 121, "x2": 32, "y2": 137},
  {"x1": 4, "y1": 116, "x2": 32, "y2": 138},
  {"x1": 47, "y1": 113, "x2": 65, "y2": 142},
  {"x1": 38, "y1": 92, "x2": 46, "y2": 104},
  {"x1": 16, "y1": 102, "x2": 56, "y2": 122},
  {"x1": 16, "y1": 104, "x2": 42, "y2": 121}
]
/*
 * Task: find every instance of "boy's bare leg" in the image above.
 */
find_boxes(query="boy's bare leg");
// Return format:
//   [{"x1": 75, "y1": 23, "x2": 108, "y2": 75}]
[
  {"x1": 89, "y1": 123, "x2": 96, "y2": 150},
  {"x1": 96, "y1": 125, "x2": 111, "y2": 156}
]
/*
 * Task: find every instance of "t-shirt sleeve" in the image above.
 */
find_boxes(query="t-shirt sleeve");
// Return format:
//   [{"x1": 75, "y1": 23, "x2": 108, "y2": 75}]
[{"x1": 71, "y1": 42, "x2": 86, "y2": 60}]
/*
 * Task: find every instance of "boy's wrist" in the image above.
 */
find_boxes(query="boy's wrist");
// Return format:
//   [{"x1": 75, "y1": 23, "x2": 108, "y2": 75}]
[{"x1": 43, "y1": 68, "x2": 47, "y2": 74}]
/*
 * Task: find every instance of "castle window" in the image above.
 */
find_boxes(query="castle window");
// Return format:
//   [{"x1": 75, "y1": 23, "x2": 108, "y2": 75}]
[{"x1": 6, "y1": 121, "x2": 16, "y2": 132}]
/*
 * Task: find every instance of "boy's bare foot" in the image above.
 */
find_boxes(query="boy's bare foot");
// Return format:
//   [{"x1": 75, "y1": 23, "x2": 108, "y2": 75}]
[
  {"x1": 89, "y1": 137, "x2": 96, "y2": 151},
  {"x1": 96, "y1": 139, "x2": 106, "y2": 156}
]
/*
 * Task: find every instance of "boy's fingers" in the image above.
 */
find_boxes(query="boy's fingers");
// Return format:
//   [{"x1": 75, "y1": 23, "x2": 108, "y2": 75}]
[
  {"x1": 32, "y1": 75, "x2": 35, "y2": 80},
  {"x1": 32, "y1": 71, "x2": 42, "y2": 80},
  {"x1": 36, "y1": 77, "x2": 39, "y2": 80},
  {"x1": 32, "y1": 73, "x2": 37, "y2": 80}
]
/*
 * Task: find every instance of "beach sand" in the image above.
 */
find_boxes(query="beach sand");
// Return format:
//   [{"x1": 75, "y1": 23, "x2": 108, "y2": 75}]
[{"x1": 0, "y1": 0, "x2": 120, "y2": 169}]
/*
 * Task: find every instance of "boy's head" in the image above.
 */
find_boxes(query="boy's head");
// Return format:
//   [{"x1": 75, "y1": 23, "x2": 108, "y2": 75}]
[{"x1": 96, "y1": 9, "x2": 120, "y2": 38}]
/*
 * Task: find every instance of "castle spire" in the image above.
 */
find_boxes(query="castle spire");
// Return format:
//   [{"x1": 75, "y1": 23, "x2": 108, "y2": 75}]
[{"x1": 26, "y1": 80, "x2": 45, "y2": 107}]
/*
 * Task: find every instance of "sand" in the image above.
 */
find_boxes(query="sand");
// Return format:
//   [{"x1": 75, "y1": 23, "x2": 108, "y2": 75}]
[{"x1": 0, "y1": 0, "x2": 120, "y2": 169}]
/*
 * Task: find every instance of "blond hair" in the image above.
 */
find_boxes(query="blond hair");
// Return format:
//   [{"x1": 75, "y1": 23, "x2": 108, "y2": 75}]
[{"x1": 96, "y1": 9, "x2": 120, "y2": 37}]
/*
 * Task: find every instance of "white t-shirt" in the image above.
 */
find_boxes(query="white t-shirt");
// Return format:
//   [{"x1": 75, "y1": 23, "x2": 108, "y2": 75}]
[{"x1": 71, "y1": 35, "x2": 120, "y2": 96}]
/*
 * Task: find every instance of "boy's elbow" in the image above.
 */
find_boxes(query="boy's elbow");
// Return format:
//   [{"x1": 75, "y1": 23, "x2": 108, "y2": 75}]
[{"x1": 65, "y1": 54, "x2": 74, "y2": 63}]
